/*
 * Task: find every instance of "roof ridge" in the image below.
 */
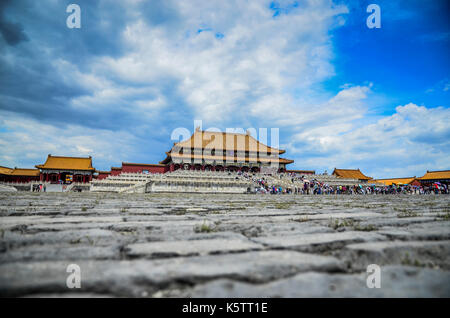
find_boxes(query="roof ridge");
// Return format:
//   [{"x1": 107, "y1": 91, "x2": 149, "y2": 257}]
[
  {"x1": 48, "y1": 155, "x2": 92, "y2": 159},
  {"x1": 122, "y1": 162, "x2": 165, "y2": 166},
  {"x1": 425, "y1": 169, "x2": 450, "y2": 173},
  {"x1": 374, "y1": 177, "x2": 415, "y2": 180},
  {"x1": 176, "y1": 130, "x2": 284, "y2": 151},
  {"x1": 201, "y1": 130, "x2": 248, "y2": 136}
]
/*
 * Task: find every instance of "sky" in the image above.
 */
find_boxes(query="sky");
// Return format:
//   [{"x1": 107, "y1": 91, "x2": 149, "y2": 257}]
[{"x1": 0, "y1": 0, "x2": 449, "y2": 178}]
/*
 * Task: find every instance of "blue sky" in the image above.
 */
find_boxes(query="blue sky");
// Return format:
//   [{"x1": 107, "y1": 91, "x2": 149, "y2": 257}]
[{"x1": 0, "y1": 0, "x2": 448, "y2": 178}]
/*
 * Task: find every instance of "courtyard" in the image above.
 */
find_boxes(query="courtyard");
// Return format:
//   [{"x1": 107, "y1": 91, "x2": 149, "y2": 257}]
[{"x1": 0, "y1": 192, "x2": 449, "y2": 297}]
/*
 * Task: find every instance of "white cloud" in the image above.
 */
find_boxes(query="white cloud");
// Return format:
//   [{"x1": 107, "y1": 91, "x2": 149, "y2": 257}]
[
  {"x1": 90, "y1": 0, "x2": 349, "y2": 122},
  {"x1": 76, "y1": 145, "x2": 93, "y2": 154},
  {"x1": 425, "y1": 78, "x2": 450, "y2": 94},
  {"x1": 287, "y1": 101, "x2": 450, "y2": 178},
  {"x1": 1, "y1": 0, "x2": 448, "y2": 179},
  {"x1": 0, "y1": 112, "x2": 141, "y2": 170}
]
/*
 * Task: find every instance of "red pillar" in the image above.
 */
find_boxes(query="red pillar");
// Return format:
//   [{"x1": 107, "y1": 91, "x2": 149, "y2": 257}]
[
  {"x1": 170, "y1": 164, "x2": 174, "y2": 172},
  {"x1": 201, "y1": 165, "x2": 205, "y2": 171}
]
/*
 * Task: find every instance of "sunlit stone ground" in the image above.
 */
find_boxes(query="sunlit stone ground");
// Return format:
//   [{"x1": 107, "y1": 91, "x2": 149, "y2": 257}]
[{"x1": 0, "y1": 192, "x2": 449, "y2": 297}]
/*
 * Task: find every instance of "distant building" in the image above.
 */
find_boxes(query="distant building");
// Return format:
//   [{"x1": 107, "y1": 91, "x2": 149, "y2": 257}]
[
  {"x1": 71, "y1": 129, "x2": 297, "y2": 178},
  {"x1": 121, "y1": 162, "x2": 167, "y2": 174},
  {"x1": 418, "y1": 170, "x2": 450, "y2": 186},
  {"x1": 0, "y1": 166, "x2": 40, "y2": 183},
  {"x1": 35, "y1": 155, "x2": 95, "y2": 183},
  {"x1": 96, "y1": 170, "x2": 111, "y2": 180},
  {"x1": 110, "y1": 167, "x2": 122, "y2": 176},
  {"x1": 0, "y1": 166, "x2": 13, "y2": 182},
  {"x1": 372, "y1": 177, "x2": 421, "y2": 187},
  {"x1": 160, "y1": 128, "x2": 294, "y2": 172},
  {"x1": 100, "y1": 163, "x2": 167, "y2": 178},
  {"x1": 332, "y1": 168, "x2": 372, "y2": 182}
]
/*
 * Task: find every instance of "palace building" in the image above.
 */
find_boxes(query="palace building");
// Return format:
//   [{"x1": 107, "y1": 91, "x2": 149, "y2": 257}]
[
  {"x1": 2, "y1": 130, "x2": 448, "y2": 190},
  {"x1": 418, "y1": 170, "x2": 450, "y2": 186},
  {"x1": 332, "y1": 168, "x2": 372, "y2": 182},
  {"x1": 372, "y1": 170, "x2": 450, "y2": 187},
  {"x1": 372, "y1": 177, "x2": 421, "y2": 187},
  {"x1": 97, "y1": 162, "x2": 167, "y2": 179},
  {"x1": 0, "y1": 166, "x2": 40, "y2": 183},
  {"x1": 159, "y1": 128, "x2": 294, "y2": 173},
  {"x1": 35, "y1": 155, "x2": 95, "y2": 183}
]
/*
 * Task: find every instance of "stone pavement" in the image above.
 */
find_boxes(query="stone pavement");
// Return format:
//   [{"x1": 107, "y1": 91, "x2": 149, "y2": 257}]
[{"x1": 0, "y1": 192, "x2": 449, "y2": 297}]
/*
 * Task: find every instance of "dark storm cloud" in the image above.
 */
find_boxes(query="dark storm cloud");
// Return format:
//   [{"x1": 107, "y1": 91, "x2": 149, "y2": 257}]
[
  {"x1": 0, "y1": 0, "x2": 214, "y2": 136},
  {"x1": 0, "y1": 19, "x2": 28, "y2": 46},
  {"x1": 0, "y1": 0, "x2": 175, "y2": 131},
  {"x1": 0, "y1": 0, "x2": 28, "y2": 46}
]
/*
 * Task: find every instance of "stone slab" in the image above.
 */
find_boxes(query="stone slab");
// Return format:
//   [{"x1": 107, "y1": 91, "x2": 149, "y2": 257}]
[
  {"x1": 181, "y1": 266, "x2": 450, "y2": 298},
  {"x1": 0, "y1": 250, "x2": 343, "y2": 297},
  {"x1": 126, "y1": 238, "x2": 263, "y2": 258},
  {"x1": 254, "y1": 231, "x2": 386, "y2": 252}
]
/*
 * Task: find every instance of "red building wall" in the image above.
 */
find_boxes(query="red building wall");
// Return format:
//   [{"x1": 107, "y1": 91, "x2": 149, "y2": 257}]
[
  {"x1": 110, "y1": 168, "x2": 122, "y2": 176},
  {"x1": 121, "y1": 163, "x2": 168, "y2": 174},
  {"x1": 1, "y1": 175, "x2": 40, "y2": 183},
  {"x1": 97, "y1": 172, "x2": 111, "y2": 180}
]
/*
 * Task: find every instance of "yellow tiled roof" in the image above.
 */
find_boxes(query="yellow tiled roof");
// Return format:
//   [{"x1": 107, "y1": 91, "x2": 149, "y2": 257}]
[
  {"x1": 172, "y1": 130, "x2": 286, "y2": 154},
  {"x1": 0, "y1": 166, "x2": 13, "y2": 175},
  {"x1": 372, "y1": 177, "x2": 417, "y2": 186},
  {"x1": 419, "y1": 170, "x2": 450, "y2": 180},
  {"x1": 332, "y1": 168, "x2": 372, "y2": 180},
  {"x1": 166, "y1": 152, "x2": 294, "y2": 164},
  {"x1": 0, "y1": 166, "x2": 40, "y2": 176},
  {"x1": 36, "y1": 155, "x2": 94, "y2": 171},
  {"x1": 9, "y1": 168, "x2": 40, "y2": 177}
]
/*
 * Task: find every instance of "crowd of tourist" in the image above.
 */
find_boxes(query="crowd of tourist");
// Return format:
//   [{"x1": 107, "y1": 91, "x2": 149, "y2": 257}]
[
  {"x1": 32, "y1": 184, "x2": 46, "y2": 192},
  {"x1": 236, "y1": 171, "x2": 449, "y2": 195}
]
